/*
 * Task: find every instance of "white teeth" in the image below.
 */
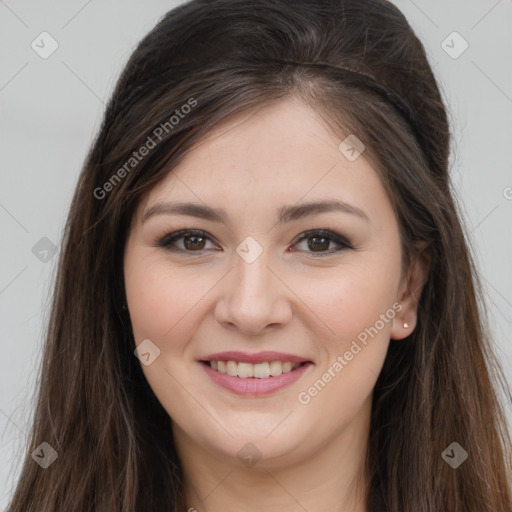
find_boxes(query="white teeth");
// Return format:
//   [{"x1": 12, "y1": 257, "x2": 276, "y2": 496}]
[
  {"x1": 282, "y1": 362, "x2": 292, "y2": 373},
  {"x1": 226, "y1": 360, "x2": 238, "y2": 376},
  {"x1": 269, "y1": 361, "x2": 282, "y2": 376},
  {"x1": 209, "y1": 360, "x2": 301, "y2": 378},
  {"x1": 253, "y1": 362, "x2": 270, "y2": 378},
  {"x1": 237, "y1": 362, "x2": 253, "y2": 378}
]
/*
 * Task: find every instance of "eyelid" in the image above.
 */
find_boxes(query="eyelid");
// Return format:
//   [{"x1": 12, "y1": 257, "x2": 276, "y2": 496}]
[
  {"x1": 289, "y1": 229, "x2": 353, "y2": 257},
  {"x1": 157, "y1": 229, "x2": 220, "y2": 251},
  {"x1": 292, "y1": 229, "x2": 352, "y2": 249}
]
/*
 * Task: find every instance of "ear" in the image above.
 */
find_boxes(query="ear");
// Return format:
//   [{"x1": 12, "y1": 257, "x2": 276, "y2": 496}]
[{"x1": 391, "y1": 243, "x2": 431, "y2": 340}]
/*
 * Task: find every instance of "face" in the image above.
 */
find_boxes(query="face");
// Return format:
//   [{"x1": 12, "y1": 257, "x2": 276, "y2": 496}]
[{"x1": 124, "y1": 96, "x2": 418, "y2": 469}]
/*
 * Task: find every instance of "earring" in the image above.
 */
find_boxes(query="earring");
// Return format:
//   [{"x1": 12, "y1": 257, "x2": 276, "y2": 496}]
[{"x1": 403, "y1": 322, "x2": 409, "y2": 328}]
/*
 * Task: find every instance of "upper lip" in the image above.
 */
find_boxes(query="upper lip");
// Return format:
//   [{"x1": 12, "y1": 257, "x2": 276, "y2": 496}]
[{"x1": 200, "y1": 351, "x2": 311, "y2": 364}]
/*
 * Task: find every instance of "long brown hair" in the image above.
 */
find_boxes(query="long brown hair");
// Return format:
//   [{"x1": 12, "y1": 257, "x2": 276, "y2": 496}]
[{"x1": 8, "y1": 0, "x2": 512, "y2": 510}]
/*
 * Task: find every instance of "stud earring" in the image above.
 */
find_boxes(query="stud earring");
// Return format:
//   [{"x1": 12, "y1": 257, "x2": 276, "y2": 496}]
[{"x1": 403, "y1": 322, "x2": 409, "y2": 328}]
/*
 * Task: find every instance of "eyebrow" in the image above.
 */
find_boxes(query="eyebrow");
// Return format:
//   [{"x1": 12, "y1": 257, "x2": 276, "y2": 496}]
[{"x1": 142, "y1": 199, "x2": 371, "y2": 225}]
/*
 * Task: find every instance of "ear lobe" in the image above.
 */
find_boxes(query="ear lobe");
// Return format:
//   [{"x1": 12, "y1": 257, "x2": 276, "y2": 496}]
[{"x1": 391, "y1": 243, "x2": 431, "y2": 340}]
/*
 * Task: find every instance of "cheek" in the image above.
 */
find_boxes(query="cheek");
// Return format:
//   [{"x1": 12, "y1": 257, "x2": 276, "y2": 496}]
[
  {"x1": 125, "y1": 255, "x2": 210, "y2": 345},
  {"x1": 293, "y1": 299, "x2": 395, "y2": 443},
  {"x1": 291, "y1": 260, "x2": 400, "y2": 414},
  {"x1": 292, "y1": 259, "x2": 401, "y2": 350},
  {"x1": 124, "y1": 255, "x2": 210, "y2": 414}
]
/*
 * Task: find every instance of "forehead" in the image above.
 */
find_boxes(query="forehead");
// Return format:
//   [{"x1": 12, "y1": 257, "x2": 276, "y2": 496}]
[{"x1": 139, "y1": 96, "x2": 391, "y2": 225}]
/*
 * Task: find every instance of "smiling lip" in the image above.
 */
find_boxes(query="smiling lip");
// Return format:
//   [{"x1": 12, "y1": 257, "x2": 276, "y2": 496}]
[
  {"x1": 199, "y1": 351, "x2": 313, "y2": 396},
  {"x1": 200, "y1": 351, "x2": 309, "y2": 364}
]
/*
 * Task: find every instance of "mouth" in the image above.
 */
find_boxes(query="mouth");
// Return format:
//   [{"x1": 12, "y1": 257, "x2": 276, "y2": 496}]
[
  {"x1": 201, "y1": 360, "x2": 306, "y2": 378},
  {"x1": 199, "y1": 351, "x2": 313, "y2": 396}
]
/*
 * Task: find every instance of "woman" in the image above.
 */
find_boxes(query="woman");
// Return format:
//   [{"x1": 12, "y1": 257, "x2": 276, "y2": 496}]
[{"x1": 8, "y1": 0, "x2": 512, "y2": 510}]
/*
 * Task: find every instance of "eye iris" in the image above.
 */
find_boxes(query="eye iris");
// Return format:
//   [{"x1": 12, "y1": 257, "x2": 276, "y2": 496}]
[
  {"x1": 184, "y1": 235, "x2": 206, "y2": 250},
  {"x1": 308, "y1": 236, "x2": 329, "y2": 252}
]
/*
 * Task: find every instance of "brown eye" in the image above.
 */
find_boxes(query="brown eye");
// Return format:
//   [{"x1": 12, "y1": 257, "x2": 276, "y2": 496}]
[
  {"x1": 158, "y1": 229, "x2": 217, "y2": 253},
  {"x1": 183, "y1": 234, "x2": 206, "y2": 251},
  {"x1": 292, "y1": 229, "x2": 352, "y2": 257},
  {"x1": 307, "y1": 236, "x2": 330, "y2": 252}
]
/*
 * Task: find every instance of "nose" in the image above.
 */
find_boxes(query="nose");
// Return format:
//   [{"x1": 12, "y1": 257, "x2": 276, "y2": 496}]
[{"x1": 214, "y1": 249, "x2": 293, "y2": 336}]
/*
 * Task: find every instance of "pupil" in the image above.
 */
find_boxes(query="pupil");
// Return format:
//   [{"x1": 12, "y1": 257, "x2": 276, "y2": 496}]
[
  {"x1": 185, "y1": 236, "x2": 205, "y2": 250},
  {"x1": 309, "y1": 236, "x2": 328, "y2": 251}
]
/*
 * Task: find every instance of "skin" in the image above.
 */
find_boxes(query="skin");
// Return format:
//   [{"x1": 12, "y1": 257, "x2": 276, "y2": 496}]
[{"x1": 124, "y1": 96, "x2": 428, "y2": 512}]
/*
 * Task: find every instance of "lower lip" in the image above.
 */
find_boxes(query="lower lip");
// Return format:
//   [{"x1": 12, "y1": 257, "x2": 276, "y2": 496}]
[{"x1": 201, "y1": 362, "x2": 312, "y2": 396}]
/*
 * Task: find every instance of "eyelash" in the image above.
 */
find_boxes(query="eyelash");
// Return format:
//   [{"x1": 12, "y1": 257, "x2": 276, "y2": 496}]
[{"x1": 157, "y1": 229, "x2": 353, "y2": 257}]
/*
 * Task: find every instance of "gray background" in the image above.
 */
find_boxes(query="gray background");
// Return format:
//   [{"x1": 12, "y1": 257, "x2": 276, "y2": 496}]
[{"x1": 1, "y1": 0, "x2": 511, "y2": 506}]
